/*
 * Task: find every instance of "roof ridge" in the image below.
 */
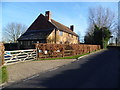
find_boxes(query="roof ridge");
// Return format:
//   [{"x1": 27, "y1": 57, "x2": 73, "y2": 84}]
[
  {"x1": 51, "y1": 19, "x2": 70, "y2": 30},
  {"x1": 49, "y1": 19, "x2": 58, "y2": 29}
]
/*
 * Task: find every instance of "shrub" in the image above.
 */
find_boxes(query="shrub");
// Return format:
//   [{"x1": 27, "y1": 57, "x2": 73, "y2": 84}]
[{"x1": 0, "y1": 66, "x2": 8, "y2": 84}]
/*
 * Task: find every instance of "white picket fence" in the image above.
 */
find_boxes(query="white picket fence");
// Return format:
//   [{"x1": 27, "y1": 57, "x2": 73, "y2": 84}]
[{"x1": 4, "y1": 49, "x2": 37, "y2": 65}]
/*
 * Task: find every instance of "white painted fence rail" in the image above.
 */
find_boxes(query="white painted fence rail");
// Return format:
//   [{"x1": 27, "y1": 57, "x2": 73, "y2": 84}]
[{"x1": 4, "y1": 49, "x2": 37, "y2": 65}]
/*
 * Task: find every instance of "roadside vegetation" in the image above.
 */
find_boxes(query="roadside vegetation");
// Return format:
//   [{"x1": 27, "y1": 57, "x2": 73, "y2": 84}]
[
  {"x1": 0, "y1": 66, "x2": 8, "y2": 84},
  {"x1": 84, "y1": 6, "x2": 117, "y2": 48},
  {"x1": 40, "y1": 53, "x2": 90, "y2": 60}
]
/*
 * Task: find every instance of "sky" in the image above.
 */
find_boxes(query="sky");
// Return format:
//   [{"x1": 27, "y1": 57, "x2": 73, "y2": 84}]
[{"x1": 0, "y1": 1, "x2": 118, "y2": 42}]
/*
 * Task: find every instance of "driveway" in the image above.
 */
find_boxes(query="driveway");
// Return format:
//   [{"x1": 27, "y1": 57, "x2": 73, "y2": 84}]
[{"x1": 5, "y1": 59, "x2": 76, "y2": 83}]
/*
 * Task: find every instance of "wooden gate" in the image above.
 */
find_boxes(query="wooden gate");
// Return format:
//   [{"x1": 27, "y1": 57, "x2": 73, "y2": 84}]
[
  {"x1": 4, "y1": 49, "x2": 37, "y2": 65},
  {"x1": 64, "y1": 45, "x2": 74, "y2": 56}
]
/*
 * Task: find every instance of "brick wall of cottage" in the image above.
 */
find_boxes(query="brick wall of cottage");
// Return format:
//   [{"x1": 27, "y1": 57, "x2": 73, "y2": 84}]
[{"x1": 47, "y1": 30, "x2": 78, "y2": 44}]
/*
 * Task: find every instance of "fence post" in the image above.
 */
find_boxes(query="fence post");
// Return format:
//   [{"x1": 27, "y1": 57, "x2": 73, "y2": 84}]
[
  {"x1": 0, "y1": 43, "x2": 5, "y2": 66},
  {"x1": 35, "y1": 44, "x2": 39, "y2": 60},
  {"x1": 62, "y1": 45, "x2": 65, "y2": 57},
  {"x1": 36, "y1": 48, "x2": 39, "y2": 60}
]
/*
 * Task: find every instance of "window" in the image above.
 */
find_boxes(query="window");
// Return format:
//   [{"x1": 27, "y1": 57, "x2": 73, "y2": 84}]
[
  {"x1": 28, "y1": 41, "x2": 30, "y2": 46},
  {"x1": 37, "y1": 41, "x2": 39, "y2": 43},
  {"x1": 59, "y1": 31, "x2": 63, "y2": 36}
]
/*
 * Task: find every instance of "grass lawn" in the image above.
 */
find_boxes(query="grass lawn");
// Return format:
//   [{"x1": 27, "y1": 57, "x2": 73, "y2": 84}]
[
  {"x1": 0, "y1": 66, "x2": 8, "y2": 84},
  {"x1": 33, "y1": 50, "x2": 101, "y2": 61}
]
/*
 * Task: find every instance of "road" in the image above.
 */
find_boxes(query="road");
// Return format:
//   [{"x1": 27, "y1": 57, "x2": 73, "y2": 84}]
[{"x1": 4, "y1": 48, "x2": 120, "y2": 88}]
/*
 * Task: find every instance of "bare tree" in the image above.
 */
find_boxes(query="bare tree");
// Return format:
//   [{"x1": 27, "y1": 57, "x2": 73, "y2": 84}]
[
  {"x1": 85, "y1": 6, "x2": 116, "y2": 45},
  {"x1": 3, "y1": 22, "x2": 27, "y2": 43},
  {"x1": 87, "y1": 6, "x2": 116, "y2": 34}
]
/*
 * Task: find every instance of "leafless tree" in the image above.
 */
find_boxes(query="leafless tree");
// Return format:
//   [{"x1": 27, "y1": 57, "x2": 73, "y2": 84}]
[
  {"x1": 87, "y1": 6, "x2": 116, "y2": 34},
  {"x1": 77, "y1": 31, "x2": 83, "y2": 43},
  {"x1": 3, "y1": 22, "x2": 27, "y2": 43},
  {"x1": 85, "y1": 6, "x2": 117, "y2": 44}
]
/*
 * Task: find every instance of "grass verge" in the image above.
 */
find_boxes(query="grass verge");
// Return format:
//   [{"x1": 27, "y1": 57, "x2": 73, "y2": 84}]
[
  {"x1": 40, "y1": 53, "x2": 90, "y2": 60},
  {"x1": 0, "y1": 66, "x2": 8, "y2": 84},
  {"x1": 33, "y1": 49, "x2": 101, "y2": 61}
]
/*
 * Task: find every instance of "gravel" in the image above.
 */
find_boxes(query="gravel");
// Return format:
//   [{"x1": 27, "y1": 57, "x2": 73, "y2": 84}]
[{"x1": 6, "y1": 59, "x2": 76, "y2": 83}]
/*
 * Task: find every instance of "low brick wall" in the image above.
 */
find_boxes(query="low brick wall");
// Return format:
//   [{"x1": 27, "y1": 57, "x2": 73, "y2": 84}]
[
  {"x1": 0, "y1": 43, "x2": 5, "y2": 66},
  {"x1": 35, "y1": 43, "x2": 101, "y2": 58}
]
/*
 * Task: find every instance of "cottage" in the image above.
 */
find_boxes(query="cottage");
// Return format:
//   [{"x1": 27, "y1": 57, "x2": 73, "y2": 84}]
[{"x1": 18, "y1": 11, "x2": 79, "y2": 48}]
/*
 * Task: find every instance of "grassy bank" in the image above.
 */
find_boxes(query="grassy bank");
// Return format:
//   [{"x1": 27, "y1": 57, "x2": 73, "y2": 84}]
[
  {"x1": 0, "y1": 66, "x2": 8, "y2": 84},
  {"x1": 34, "y1": 50, "x2": 101, "y2": 61},
  {"x1": 40, "y1": 53, "x2": 90, "y2": 60}
]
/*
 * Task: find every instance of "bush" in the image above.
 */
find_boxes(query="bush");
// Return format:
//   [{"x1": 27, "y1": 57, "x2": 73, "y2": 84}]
[{"x1": 0, "y1": 66, "x2": 8, "y2": 84}]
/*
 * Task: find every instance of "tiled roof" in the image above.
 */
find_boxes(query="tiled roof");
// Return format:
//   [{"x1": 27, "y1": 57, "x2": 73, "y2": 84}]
[
  {"x1": 18, "y1": 13, "x2": 78, "y2": 41},
  {"x1": 51, "y1": 19, "x2": 78, "y2": 36},
  {"x1": 18, "y1": 29, "x2": 53, "y2": 40},
  {"x1": 27, "y1": 14, "x2": 56, "y2": 30}
]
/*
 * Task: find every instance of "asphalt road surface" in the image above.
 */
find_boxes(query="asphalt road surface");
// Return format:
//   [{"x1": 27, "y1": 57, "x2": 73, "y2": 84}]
[{"x1": 4, "y1": 48, "x2": 120, "y2": 88}]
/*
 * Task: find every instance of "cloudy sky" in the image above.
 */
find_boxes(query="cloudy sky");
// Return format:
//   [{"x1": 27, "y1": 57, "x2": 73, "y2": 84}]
[{"x1": 0, "y1": 0, "x2": 118, "y2": 42}]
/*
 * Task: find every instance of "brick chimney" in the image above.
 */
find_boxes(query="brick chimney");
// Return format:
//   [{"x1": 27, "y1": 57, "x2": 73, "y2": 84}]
[
  {"x1": 70, "y1": 25, "x2": 74, "y2": 31},
  {"x1": 45, "y1": 11, "x2": 51, "y2": 21}
]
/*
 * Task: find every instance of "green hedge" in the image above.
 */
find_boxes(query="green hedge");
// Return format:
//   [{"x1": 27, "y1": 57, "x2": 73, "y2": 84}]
[{"x1": 0, "y1": 66, "x2": 8, "y2": 84}]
